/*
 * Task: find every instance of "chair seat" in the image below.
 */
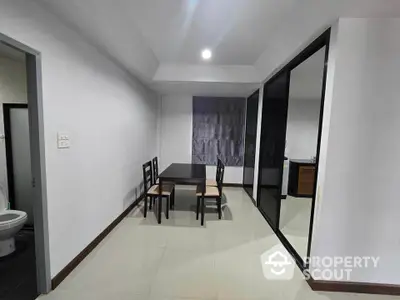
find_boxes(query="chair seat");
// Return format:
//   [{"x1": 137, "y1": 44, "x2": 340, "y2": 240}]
[
  {"x1": 147, "y1": 184, "x2": 173, "y2": 196},
  {"x1": 206, "y1": 179, "x2": 218, "y2": 186},
  {"x1": 196, "y1": 186, "x2": 220, "y2": 197}
]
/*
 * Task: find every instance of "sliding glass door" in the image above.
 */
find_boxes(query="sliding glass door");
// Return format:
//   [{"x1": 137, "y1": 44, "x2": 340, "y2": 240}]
[
  {"x1": 254, "y1": 29, "x2": 330, "y2": 268},
  {"x1": 242, "y1": 90, "x2": 259, "y2": 198},
  {"x1": 257, "y1": 72, "x2": 289, "y2": 231}
]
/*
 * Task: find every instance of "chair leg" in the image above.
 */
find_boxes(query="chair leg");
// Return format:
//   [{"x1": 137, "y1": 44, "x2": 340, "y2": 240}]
[
  {"x1": 149, "y1": 195, "x2": 153, "y2": 210},
  {"x1": 170, "y1": 188, "x2": 174, "y2": 209},
  {"x1": 144, "y1": 196, "x2": 148, "y2": 218},
  {"x1": 201, "y1": 196, "x2": 205, "y2": 226},
  {"x1": 217, "y1": 196, "x2": 222, "y2": 220},
  {"x1": 157, "y1": 195, "x2": 162, "y2": 224},
  {"x1": 196, "y1": 196, "x2": 200, "y2": 220},
  {"x1": 166, "y1": 196, "x2": 170, "y2": 219}
]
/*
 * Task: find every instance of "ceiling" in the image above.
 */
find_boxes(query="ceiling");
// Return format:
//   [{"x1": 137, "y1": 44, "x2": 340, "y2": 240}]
[
  {"x1": 35, "y1": 0, "x2": 400, "y2": 96},
  {"x1": 122, "y1": 0, "x2": 296, "y2": 65},
  {"x1": 151, "y1": 81, "x2": 259, "y2": 97}
]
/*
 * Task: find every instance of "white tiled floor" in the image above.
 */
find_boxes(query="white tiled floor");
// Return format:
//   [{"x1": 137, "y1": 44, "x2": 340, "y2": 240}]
[
  {"x1": 279, "y1": 196, "x2": 313, "y2": 258},
  {"x1": 38, "y1": 188, "x2": 399, "y2": 300}
]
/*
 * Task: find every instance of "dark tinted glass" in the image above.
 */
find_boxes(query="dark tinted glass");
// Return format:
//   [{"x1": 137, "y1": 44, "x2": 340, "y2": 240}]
[{"x1": 257, "y1": 72, "x2": 289, "y2": 230}]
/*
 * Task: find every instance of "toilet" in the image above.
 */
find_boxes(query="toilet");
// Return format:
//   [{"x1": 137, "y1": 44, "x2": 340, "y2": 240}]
[{"x1": 0, "y1": 210, "x2": 27, "y2": 257}]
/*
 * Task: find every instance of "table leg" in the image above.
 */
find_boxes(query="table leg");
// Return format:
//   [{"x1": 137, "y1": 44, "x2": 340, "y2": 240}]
[
  {"x1": 217, "y1": 196, "x2": 222, "y2": 219},
  {"x1": 158, "y1": 179, "x2": 162, "y2": 224},
  {"x1": 166, "y1": 197, "x2": 170, "y2": 219},
  {"x1": 196, "y1": 196, "x2": 200, "y2": 220},
  {"x1": 201, "y1": 195, "x2": 205, "y2": 226},
  {"x1": 170, "y1": 188, "x2": 175, "y2": 209}
]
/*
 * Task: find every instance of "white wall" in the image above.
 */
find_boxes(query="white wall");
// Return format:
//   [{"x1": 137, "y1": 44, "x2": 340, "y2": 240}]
[
  {"x1": 285, "y1": 99, "x2": 320, "y2": 160},
  {"x1": 0, "y1": 0, "x2": 159, "y2": 277},
  {"x1": 159, "y1": 95, "x2": 192, "y2": 171},
  {"x1": 160, "y1": 95, "x2": 243, "y2": 183},
  {"x1": 0, "y1": 55, "x2": 28, "y2": 210},
  {"x1": 311, "y1": 18, "x2": 400, "y2": 285}
]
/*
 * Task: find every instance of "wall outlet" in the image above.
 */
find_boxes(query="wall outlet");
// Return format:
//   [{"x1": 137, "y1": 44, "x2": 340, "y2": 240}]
[{"x1": 57, "y1": 132, "x2": 70, "y2": 149}]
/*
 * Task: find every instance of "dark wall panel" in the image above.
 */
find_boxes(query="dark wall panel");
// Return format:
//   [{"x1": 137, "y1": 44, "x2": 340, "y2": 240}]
[{"x1": 242, "y1": 90, "x2": 259, "y2": 197}]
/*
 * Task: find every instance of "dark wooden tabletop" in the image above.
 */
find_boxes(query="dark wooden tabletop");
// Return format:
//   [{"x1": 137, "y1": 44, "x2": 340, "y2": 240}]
[{"x1": 159, "y1": 163, "x2": 206, "y2": 182}]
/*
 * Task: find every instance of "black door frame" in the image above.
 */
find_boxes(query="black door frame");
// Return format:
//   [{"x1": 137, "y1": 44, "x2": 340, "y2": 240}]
[
  {"x1": 256, "y1": 28, "x2": 331, "y2": 271},
  {"x1": 3, "y1": 103, "x2": 29, "y2": 210}
]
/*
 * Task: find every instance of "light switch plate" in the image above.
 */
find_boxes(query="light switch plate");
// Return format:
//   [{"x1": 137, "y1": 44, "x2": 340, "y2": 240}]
[{"x1": 57, "y1": 132, "x2": 70, "y2": 149}]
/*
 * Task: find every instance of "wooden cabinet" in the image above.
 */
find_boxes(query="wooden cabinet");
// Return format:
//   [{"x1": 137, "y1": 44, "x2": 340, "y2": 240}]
[{"x1": 288, "y1": 160, "x2": 316, "y2": 197}]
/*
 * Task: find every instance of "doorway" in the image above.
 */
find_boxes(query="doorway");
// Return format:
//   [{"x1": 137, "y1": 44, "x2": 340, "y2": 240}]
[
  {"x1": 4, "y1": 104, "x2": 35, "y2": 227},
  {"x1": 0, "y1": 33, "x2": 51, "y2": 297}
]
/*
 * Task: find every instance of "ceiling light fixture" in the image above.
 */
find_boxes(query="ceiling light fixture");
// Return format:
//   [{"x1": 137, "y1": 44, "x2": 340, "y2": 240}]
[{"x1": 201, "y1": 48, "x2": 212, "y2": 60}]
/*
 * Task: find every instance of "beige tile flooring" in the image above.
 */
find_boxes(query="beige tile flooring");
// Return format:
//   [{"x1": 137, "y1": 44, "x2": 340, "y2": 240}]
[
  {"x1": 38, "y1": 187, "x2": 398, "y2": 300},
  {"x1": 279, "y1": 196, "x2": 313, "y2": 258}
]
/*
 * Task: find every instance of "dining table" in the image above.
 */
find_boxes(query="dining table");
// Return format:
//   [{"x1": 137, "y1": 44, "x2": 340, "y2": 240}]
[{"x1": 157, "y1": 163, "x2": 206, "y2": 224}]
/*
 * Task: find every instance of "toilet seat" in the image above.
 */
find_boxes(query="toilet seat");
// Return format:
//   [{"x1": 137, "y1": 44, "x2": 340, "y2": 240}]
[{"x1": 0, "y1": 210, "x2": 27, "y2": 231}]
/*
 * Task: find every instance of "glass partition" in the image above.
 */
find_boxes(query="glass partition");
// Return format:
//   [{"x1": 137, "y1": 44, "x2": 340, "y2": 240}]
[
  {"x1": 255, "y1": 29, "x2": 330, "y2": 267},
  {"x1": 257, "y1": 72, "x2": 290, "y2": 230},
  {"x1": 279, "y1": 47, "x2": 326, "y2": 259},
  {"x1": 242, "y1": 90, "x2": 259, "y2": 198}
]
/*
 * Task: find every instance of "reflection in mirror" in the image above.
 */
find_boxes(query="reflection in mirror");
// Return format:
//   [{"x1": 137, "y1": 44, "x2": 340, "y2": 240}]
[{"x1": 279, "y1": 47, "x2": 325, "y2": 259}]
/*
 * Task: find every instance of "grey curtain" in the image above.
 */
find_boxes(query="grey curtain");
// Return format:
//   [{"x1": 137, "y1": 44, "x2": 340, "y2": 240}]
[{"x1": 192, "y1": 97, "x2": 245, "y2": 166}]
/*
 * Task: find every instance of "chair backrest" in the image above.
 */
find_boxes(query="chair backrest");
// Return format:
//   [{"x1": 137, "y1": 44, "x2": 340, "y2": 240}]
[
  {"x1": 216, "y1": 158, "x2": 223, "y2": 180},
  {"x1": 142, "y1": 161, "x2": 153, "y2": 192},
  {"x1": 152, "y1": 157, "x2": 158, "y2": 184}
]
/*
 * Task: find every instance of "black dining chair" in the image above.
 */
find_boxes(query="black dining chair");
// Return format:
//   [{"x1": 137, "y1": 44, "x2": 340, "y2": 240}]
[
  {"x1": 206, "y1": 158, "x2": 222, "y2": 187},
  {"x1": 152, "y1": 157, "x2": 159, "y2": 185},
  {"x1": 196, "y1": 161, "x2": 225, "y2": 226},
  {"x1": 150, "y1": 157, "x2": 158, "y2": 210},
  {"x1": 152, "y1": 156, "x2": 175, "y2": 209},
  {"x1": 142, "y1": 161, "x2": 174, "y2": 220}
]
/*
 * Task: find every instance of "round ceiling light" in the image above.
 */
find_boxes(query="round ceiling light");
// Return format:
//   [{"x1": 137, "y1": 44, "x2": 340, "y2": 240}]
[{"x1": 201, "y1": 48, "x2": 212, "y2": 60}]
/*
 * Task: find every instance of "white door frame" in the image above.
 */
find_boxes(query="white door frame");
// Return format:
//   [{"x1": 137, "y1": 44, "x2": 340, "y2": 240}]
[{"x1": 0, "y1": 33, "x2": 51, "y2": 294}]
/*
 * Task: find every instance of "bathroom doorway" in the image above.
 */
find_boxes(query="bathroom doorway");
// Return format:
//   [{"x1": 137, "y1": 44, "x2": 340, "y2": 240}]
[
  {"x1": 0, "y1": 33, "x2": 51, "y2": 298},
  {"x1": 4, "y1": 104, "x2": 35, "y2": 227},
  {"x1": 0, "y1": 44, "x2": 37, "y2": 300}
]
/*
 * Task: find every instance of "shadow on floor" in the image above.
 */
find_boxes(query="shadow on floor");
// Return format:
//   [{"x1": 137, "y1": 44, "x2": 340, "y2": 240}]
[
  {"x1": 128, "y1": 188, "x2": 233, "y2": 227},
  {"x1": 0, "y1": 229, "x2": 37, "y2": 300}
]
